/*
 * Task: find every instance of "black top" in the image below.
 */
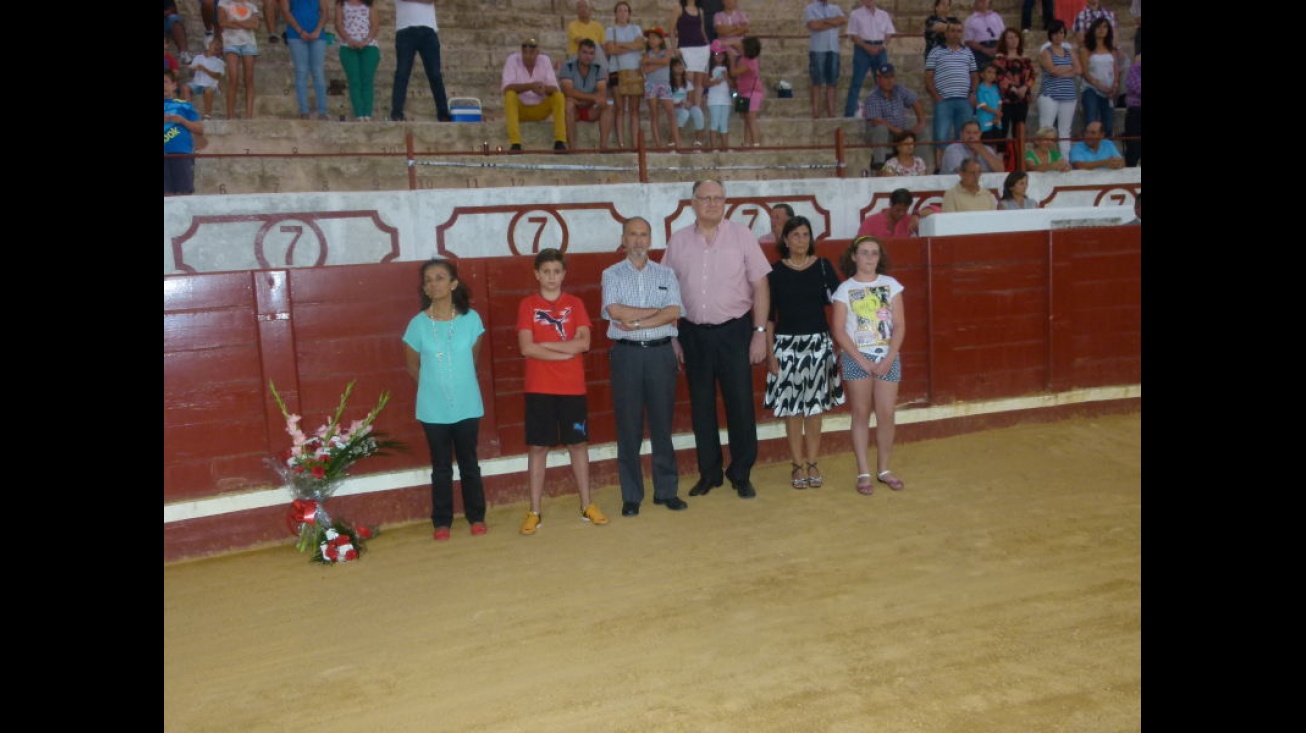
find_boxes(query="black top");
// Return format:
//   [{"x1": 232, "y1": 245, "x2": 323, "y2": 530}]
[{"x1": 767, "y1": 258, "x2": 841, "y2": 336}]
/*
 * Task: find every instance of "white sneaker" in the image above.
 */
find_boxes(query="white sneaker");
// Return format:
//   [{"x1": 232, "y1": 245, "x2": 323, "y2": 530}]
[
  {"x1": 204, "y1": 31, "x2": 215, "y2": 46},
  {"x1": 179, "y1": 52, "x2": 194, "y2": 65}
]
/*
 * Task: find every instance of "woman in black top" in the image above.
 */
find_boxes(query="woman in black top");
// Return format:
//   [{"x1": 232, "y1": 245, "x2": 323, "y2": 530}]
[{"x1": 763, "y1": 215, "x2": 845, "y2": 489}]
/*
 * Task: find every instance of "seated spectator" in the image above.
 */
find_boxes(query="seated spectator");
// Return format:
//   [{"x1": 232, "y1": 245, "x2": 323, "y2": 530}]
[
  {"x1": 858, "y1": 188, "x2": 919, "y2": 238},
  {"x1": 1024, "y1": 125, "x2": 1071, "y2": 172},
  {"x1": 997, "y1": 170, "x2": 1038, "y2": 210},
  {"x1": 164, "y1": 37, "x2": 180, "y2": 74},
  {"x1": 941, "y1": 158, "x2": 996, "y2": 212},
  {"x1": 183, "y1": 35, "x2": 226, "y2": 119},
  {"x1": 758, "y1": 203, "x2": 793, "y2": 245},
  {"x1": 861, "y1": 63, "x2": 926, "y2": 170},
  {"x1": 1069, "y1": 120, "x2": 1124, "y2": 170},
  {"x1": 165, "y1": 0, "x2": 193, "y2": 65},
  {"x1": 502, "y1": 37, "x2": 568, "y2": 152},
  {"x1": 559, "y1": 38, "x2": 613, "y2": 150},
  {"x1": 939, "y1": 119, "x2": 1004, "y2": 174},
  {"x1": 879, "y1": 130, "x2": 930, "y2": 177}
]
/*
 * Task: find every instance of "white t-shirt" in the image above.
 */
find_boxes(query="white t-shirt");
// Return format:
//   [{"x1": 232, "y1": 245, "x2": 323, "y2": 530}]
[
  {"x1": 832, "y1": 274, "x2": 904, "y2": 358},
  {"x1": 705, "y1": 64, "x2": 733, "y2": 106},
  {"x1": 394, "y1": 0, "x2": 438, "y2": 31},
  {"x1": 218, "y1": 0, "x2": 260, "y2": 48},
  {"x1": 190, "y1": 54, "x2": 226, "y2": 89}
]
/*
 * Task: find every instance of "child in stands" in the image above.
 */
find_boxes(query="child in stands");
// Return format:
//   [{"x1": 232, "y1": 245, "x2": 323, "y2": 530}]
[
  {"x1": 728, "y1": 35, "x2": 763, "y2": 147},
  {"x1": 165, "y1": 70, "x2": 205, "y2": 196},
  {"x1": 670, "y1": 57, "x2": 706, "y2": 147},
  {"x1": 185, "y1": 36, "x2": 227, "y2": 119},
  {"x1": 705, "y1": 41, "x2": 733, "y2": 149},
  {"x1": 219, "y1": 0, "x2": 262, "y2": 120},
  {"x1": 975, "y1": 62, "x2": 1003, "y2": 149},
  {"x1": 641, "y1": 26, "x2": 678, "y2": 148}
]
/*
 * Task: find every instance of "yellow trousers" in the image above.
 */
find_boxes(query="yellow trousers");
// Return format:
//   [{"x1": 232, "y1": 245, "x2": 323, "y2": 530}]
[{"x1": 503, "y1": 90, "x2": 567, "y2": 145}]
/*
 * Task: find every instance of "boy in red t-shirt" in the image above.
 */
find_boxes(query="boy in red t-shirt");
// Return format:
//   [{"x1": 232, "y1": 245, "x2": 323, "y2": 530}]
[{"x1": 516, "y1": 248, "x2": 608, "y2": 534}]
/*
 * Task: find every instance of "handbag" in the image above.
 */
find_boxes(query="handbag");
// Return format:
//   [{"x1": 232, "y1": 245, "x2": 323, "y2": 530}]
[
  {"x1": 617, "y1": 68, "x2": 643, "y2": 96},
  {"x1": 734, "y1": 70, "x2": 757, "y2": 113}
]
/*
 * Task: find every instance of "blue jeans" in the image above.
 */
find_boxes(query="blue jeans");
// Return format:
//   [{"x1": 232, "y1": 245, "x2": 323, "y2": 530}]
[
  {"x1": 844, "y1": 45, "x2": 887, "y2": 117},
  {"x1": 932, "y1": 96, "x2": 973, "y2": 149},
  {"x1": 391, "y1": 26, "x2": 451, "y2": 121},
  {"x1": 286, "y1": 37, "x2": 327, "y2": 116},
  {"x1": 1081, "y1": 89, "x2": 1114, "y2": 137}
]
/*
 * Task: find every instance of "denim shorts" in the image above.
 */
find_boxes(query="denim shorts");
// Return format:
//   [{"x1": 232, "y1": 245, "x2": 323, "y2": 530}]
[
  {"x1": 841, "y1": 351, "x2": 901, "y2": 383},
  {"x1": 223, "y1": 43, "x2": 259, "y2": 57},
  {"x1": 809, "y1": 51, "x2": 840, "y2": 85}
]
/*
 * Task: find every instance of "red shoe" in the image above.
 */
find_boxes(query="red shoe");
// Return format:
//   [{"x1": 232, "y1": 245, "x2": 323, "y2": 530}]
[
  {"x1": 470, "y1": 522, "x2": 488, "y2": 536},
  {"x1": 433, "y1": 527, "x2": 452, "y2": 541}
]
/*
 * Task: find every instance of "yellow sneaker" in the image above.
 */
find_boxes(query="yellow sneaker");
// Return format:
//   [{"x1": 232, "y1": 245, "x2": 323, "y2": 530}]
[
  {"x1": 520, "y1": 511, "x2": 542, "y2": 535},
  {"x1": 581, "y1": 503, "x2": 609, "y2": 525}
]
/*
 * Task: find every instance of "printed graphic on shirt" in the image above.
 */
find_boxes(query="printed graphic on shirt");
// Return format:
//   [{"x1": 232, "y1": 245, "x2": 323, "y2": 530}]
[
  {"x1": 534, "y1": 306, "x2": 573, "y2": 340},
  {"x1": 848, "y1": 285, "x2": 893, "y2": 359}
]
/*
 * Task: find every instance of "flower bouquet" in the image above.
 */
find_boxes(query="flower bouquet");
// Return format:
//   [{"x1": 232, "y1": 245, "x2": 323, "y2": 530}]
[{"x1": 267, "y1": 380, "x2": 402, "y2": 564}]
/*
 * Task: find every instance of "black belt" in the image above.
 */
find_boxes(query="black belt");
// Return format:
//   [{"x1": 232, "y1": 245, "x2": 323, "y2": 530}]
[
  {"x1": 979, "y1": 40, "x2": 997, "y2": 47},
  {"x1": 614, "y1": 337, "x2": 672, "y2": 348},
  {"x1": 684, "y1": 315, "x2": 746, "y2": 330}
]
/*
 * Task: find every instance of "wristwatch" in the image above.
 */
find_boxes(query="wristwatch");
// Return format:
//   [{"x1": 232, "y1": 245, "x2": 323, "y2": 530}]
[{"x1": 754, "y1": 326, "x2": 766, "y2": 333}]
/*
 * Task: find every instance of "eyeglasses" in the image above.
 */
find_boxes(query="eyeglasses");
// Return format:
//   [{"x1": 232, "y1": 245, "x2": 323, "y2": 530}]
[{"x1": 694, "y1": 196, "x2": 725, "y2": 204}]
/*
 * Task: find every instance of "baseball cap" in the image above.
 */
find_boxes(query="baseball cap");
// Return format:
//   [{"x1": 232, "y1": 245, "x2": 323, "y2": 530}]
[
  {"x1": 645, "y1": 26, "x2": 666, "y2": 39},
  {"x1": 878, "y1": 63, "x2": 895, "y2": 75},
  {"x1": 710, "y1": 39, "x2": 726, "y2": 54}
]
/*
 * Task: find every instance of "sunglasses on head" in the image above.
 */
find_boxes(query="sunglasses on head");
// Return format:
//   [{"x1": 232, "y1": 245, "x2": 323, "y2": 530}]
[{"x1": 522, "y1": 43, "x2": 538, "y2": 49}]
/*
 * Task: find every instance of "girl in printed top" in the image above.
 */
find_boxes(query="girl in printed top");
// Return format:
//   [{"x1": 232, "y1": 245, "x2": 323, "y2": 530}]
[
  {"x1": 641, "y1": 26, "x2": 679, "y2": 148},
  {"x1": 704, "y1": 42, "x2": 734, "y2": 149}
]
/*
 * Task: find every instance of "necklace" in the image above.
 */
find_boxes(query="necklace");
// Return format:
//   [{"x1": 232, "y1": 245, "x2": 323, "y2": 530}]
[
  {"x1": 786, "y1": 254, "x2": 813, "y2": 270},
  {"x1": 427, "y1": 307, "x2": 457, "y2": 406}
]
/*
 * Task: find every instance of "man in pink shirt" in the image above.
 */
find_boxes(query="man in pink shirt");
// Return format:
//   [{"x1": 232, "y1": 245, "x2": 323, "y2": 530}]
[
  {"x1": 963, "y1": 0, "x2": 1005, "y2": 67},
  {"x1": 502, "y1": 36, "x2": 568, "y2": 151},
  {"x1": 857, "y1": 188, "x2": 919, "y2": 238},
  {"x1": 661, "y1": 179, "x2": 771, "y2": 499}
]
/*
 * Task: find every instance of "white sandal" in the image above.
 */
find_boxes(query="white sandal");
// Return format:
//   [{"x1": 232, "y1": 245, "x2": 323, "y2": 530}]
[{"x1": 877, "y1": 470, "x2": 905, "y2": 491}]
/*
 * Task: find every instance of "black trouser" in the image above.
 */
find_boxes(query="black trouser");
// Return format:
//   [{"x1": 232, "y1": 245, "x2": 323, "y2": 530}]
[
  {"x1": 422, "y1": 418, "x2": 485, "y2": 527},
  {"x1": 678, "y1": 315, "x2": 757, "y2": 484}
]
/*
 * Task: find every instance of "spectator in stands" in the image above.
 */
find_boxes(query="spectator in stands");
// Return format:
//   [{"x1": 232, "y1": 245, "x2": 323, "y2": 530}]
[
  {"x1": 670, "y1": 56, "x2": 706, "y2": 147},
  {"x1": 861, "y1": 63, "x2": 926, "y2": 170},
  {"x1": 764, "y1": 215, "x2": 845, "y2": 491},
  {"x1": 1123, "y1": 52, "x2": 1140, "y2": 167},
  {"x1": 1079, "y1": 17, "x2": 1118, "y2": 138},
  {"x1": 165, "y1": 70, "x2": 205, "y2": 196},
  {"x1": 265, "y1": 0, "x2": 280, "y2": 44},
  {"x1": 165, "y1": 1, "x2": 193, "y2": 65},
  {"x1": 389, "y1": 0, "x2": 453, "y2": 123},
  {"x1": 1036, "y1": 19, "x2": 1081, "y2": 159},
  {"x1": 1021, "y1": 0, "x2": 1054, "y2": 32},
  {"x1": 858, "y1": 188, "x2": 919, "y2": 238},
  {"x1": 1069, "y1": 120, "x2": 1124, "y2": 170},
  {"x1": 605, "y1": 1, "x2": 644, "y2": 149},
  {"x1": 282, "y1": 0, "x2": 329, "y2": 121},
  {"x1": 923, "y1": 0, "x2": 958, "y2": 62},
  {"x1": 713, "y1": 0, "x2": 750, "y2": 58},
  {"x1": 561, "y1": 38, "x2": 614, "y2": 150},
  {"x1": 843, "y1": 0, "x2": 896, "y2": 119},
  {"x1": 701, "y1": 0, "x2": 725, "y2": 44},
  {"x1": 993, "y1": 28, "x2": 1033, "y2": 160},
  {"x1": 1024, "y1": 125, "x2": 1071, "y2": 171},
  {"x1": 1072, "y1": 0, "x2": 1116, "y2": 48},
  {"x1": 804, "y1": 0, "x2": 847, "y2": 119},
  {"x1": 503, "y1": 37, "x2": 568, "y2": 151},
  {"x1": 565, "y1": 1, "x2": 608, "y2": 71},
  {"x1": 165, "y1": 37, "x2": 181, "y2": 75},
  {"x1": 730, "y1": 36, "x2": 765, "y2": 147},
  {"x1": 335, "y1": 0, "x2": 380, "y2": 122},
  {"x1": 184, "y1": 36, "x2": 226, "y2": 119},
  {"x1": 879, "y1": 130, "x2": 930, "y2": 177},
  {"x1": 642, "y1": 27, "x2": 678, "y2": 148},
  {"x1": 200, "y1": 0, "x2": 221, "y2": 45},
  {"x1": 975, "y1": 63, "x2": 1002, "y2": 145},
  {"x1": 705, "y1": 43, "x2": 734, "y2": 149},
  {"x1": 941, "y1": 158, "x2": 996, "y2": 212},
  {"x1": 963, "y1": 0, "x2": 1005, "y2": 68},
  {"x1": 671, "y1": 1, "x2": 711, "y2": 111},
  {"x1": 223, "y1": 0, "x2": 263, "y2": 120},
  {"x1": 758, "y1": 203, "x2": 793, "y2": 245},
  {"x1": 940, "y1": 119, "x2": 1003, "y2": 174},
  {"x1": 924, "y1": 18, "x2": 977, "y2": 173},
  {"x1": 1130, "y1": 0, "x2": 1141, "y2": 55},
  {"x1": 998, "y1": 170, "x2": 1039, "y2": 210}
]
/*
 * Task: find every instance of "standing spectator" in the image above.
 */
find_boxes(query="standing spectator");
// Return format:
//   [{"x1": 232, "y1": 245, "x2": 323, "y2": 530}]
[
  {"x1": 963, "y1": 0, "x2": 1005, "y2": 68},
  {"x1": 164, "y1": 0, "x2": 193, "y2": 65},
  {"x1": 660, "y1": 179, "x2": 772, "y2": 500},
  {"x1": 879, "y1": 130, "x2": 931, "y2": 177},
  {"x1": 861, "y1": 63, "x2": 926, "y2": 170},
  {"x1": 1021, "y1": 0, "x2": 1054, "y2": 32},
  {"x1": 701, "y1": 0, "x2": 725, "y2": 44},
  {"x1": 1079, "y1": 17, "x2": 1118, "y2": 137},
  {"x1": 560, "y1": 38, "x2": 614, "y2": 149},
  {"x1": 389, "y1": 0, "x2": 453, "y2": 123},
  {"x1": 923, "y1": 0, "x2": 958, "y2": 62},
  {"x1": 924, "y1": 18, "x2": 977, "y2": 173},
  {"x1": 729, "y1": 36, "x2": 764, "y2": 147},
  {"x1": 831, "y1": 235, "x2": 907, "y2": 495},
  {"x1": 265, "y1": 0, "x2": 281, "y2": 44},
  {"x1": 764, "y1": 216, "x2": 845, "y2": 491},
  {"x1": 1071, "y1": 0, "x2": 1115, "y2": 47},
  {"x1": 601, "y1": 217, "x2": 687, "y2": 517},
  {"x1": 282, "y1": 0, "x2": 329, "y2": 120},
  {"x1": 975, "y1": 62, "x2": 1003, "y2": 145},
  {"x1": 941, "y1": 158, "x2": 997, "y2": 212},
  {"x1": 165, "y1": 70, "x2": 205, "y2": 196},
  {"x1": 713, "y1": 0, "x2": 750, "y2": 57},
  {"x1": 758, "y1": 203, "x2": 793, "y2": 245},
  {"x1": 998, "y1": 170, "x2": 1039, "y2": 209},
  {"x1": 1123, "y1": 52, "x2": 1140, "y2": 167},
  {"x1": 200, "y1": 0, "x2": 222, "y2": 45},
  {"x1": 515, "y1": 248, "x2": 609, "y2": 535},
  {"x1": 670, "y1": 56, "x2": 706, "y2": 147},
  {"x1": 605, "y1": 1, "x2": 644, "y2": 149},
  {"x1": 858, "y1": 187, "x2": 919, "y2": 238},
  {"x1": 843, "y1": 0, "x2": 896, "y2": 119},
  {"x1": 402, "y1": 259, "x2": 489, "y2": 541},
  {"x1": 641, "y1": 27, "x2": 678, "y2": 148},
  {"x1": 1036, "y1": 19, "x2": 1081, "y2": 158},
  {"x1": 567, "y1": 1, "x2": 607, "y2": 61},
  {"x1": 502, "y1": 37, "x2": 568, "y2": 151},
  {"x1": 1069, "y1": 120, "x2": 1124, "y2": 170},
  {"x1": 1024, "y1": 125, "x2": 1071, "y2": 171},
  {"x1": 184, "y1": 36, "x2": 226, "y2": 119},
  {"x1": 1130, "y1": 0, "x2": 1141, "y2": 55},
  {"x1": 704, "y1": 43, "x2": 734, "y2": 150},
  {"x1": 222, "y1": 0, "x2": 262, "y2": 120},
  {"x1": 804, "y1": 0, "x2": 847, "y2": 119},
  {"x1": 670, "y1": 1, "x2": 711, "y2": 110},
  {"x1": 992, "y1": 28, "x2": 1034, "y2": 161},
  {"x1": 335, "y1": 0, "x2": 380, "y2": 121}
]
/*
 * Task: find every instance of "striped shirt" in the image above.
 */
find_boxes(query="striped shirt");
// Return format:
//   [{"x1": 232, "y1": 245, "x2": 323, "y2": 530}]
[
  {"x1": 600, "y1": 257, "x2": 682, "y2": 342},
  {"x1": 1039, "y1": 42, "x2": 1077, "y2": 102},
  {"x1": 925, "y1": 45, "x2": 976, "y2": 100}
]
